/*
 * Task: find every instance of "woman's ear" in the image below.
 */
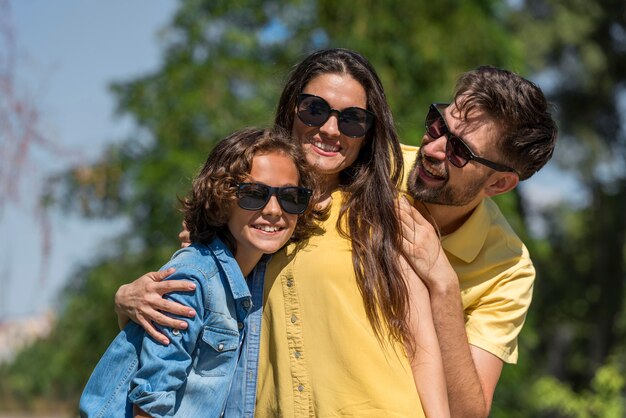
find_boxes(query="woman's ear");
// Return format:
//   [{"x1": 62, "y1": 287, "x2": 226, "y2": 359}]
[{"x1": 484, "y1": 172, "x2": 519, "y2": 197}]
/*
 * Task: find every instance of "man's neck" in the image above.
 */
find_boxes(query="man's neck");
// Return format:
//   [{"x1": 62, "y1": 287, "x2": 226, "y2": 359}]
[{"x1": 417, "y1": 199, "x2": 483, "y2": 236}]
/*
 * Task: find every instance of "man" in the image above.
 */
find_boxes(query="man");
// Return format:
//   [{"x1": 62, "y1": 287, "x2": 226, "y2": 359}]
[{"x1": 398, "y1": 66, "x2": 557, "y2": 417}]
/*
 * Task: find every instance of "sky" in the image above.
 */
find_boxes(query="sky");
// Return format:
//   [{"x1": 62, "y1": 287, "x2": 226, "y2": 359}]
[
  {"x1": 0, "y1": 0, "x2": 178, "y2": 320},
  {"x1": 0, "y1": 0, "x2": 579, "y2": 322}
]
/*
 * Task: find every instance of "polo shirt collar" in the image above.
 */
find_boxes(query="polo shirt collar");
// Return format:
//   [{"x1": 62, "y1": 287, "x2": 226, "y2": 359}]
[{"x1": 441, "y1": 199, "x2": 490, "y2": 264}]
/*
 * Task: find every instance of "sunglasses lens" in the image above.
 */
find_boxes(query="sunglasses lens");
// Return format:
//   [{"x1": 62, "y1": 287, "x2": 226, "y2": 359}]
[
  {"x1": 297, "y1": 95, "x2": 330, "y2": 127},
  {"x1": 447, "y1": 136, "x2": 472, "y2": 168},
  {"x1": 339, "y1": 108, "x2": 372, "y2": 137},
  {"x1": 297, "y1": 94, "x2": 373, "y2": 138},
  {"x1": 425, "y1": 106, "x2": 446, "y2": 139},
  {"x1": 277, "y1": 187, "x2": 311, "y2": 214},
  {"x1": 237, "y1": 184, "x2": 311, "y2": 214},
  {"x1": 238, "y1": 184, "x2": 269, "y2": 210}
]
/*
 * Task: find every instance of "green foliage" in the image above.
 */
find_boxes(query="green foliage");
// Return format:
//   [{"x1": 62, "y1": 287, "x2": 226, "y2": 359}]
[
  {"x1": 318, "y1": 0, "x2": 525, "y2": 144},
  {"x1": 530, "y1": 356, "x2": 625, "y2": 418}
]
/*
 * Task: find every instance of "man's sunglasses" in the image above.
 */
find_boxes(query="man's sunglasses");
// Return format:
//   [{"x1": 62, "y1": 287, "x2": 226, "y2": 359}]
[
  {"x1": 236, "y1": 183, "x2": 312, "y2": 215},
  {"x1": 296, "y1": 93, "x2": 375, "y2": 138},
  {"x1": 425, "y1": 103, "x2": 517, "y2": 173}
]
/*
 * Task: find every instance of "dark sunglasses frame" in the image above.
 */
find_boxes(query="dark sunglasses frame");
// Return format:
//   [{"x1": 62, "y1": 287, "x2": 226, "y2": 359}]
[
  {"x1": 296, "y1": 93, "x2": 375, "y2": 138},
  {"x1": 425, "y1": 103, "x2": 517, "y2": 174},
  {"x1": 236, "y1": 182, "x2": 312, "y2": 215}
]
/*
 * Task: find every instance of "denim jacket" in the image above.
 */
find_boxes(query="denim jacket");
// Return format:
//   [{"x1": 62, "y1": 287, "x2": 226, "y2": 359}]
[{"x1": 79, "y1": 239, "x2": 264, "y2": 418}]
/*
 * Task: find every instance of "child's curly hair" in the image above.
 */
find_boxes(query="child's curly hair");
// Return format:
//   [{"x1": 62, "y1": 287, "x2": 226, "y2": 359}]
[{"x1": 181, "y1": 127, "x2": 324, "y2": 254}]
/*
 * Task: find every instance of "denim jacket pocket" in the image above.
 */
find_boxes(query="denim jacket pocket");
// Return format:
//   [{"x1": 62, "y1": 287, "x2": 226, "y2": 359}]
[{"x1": 195, "y1": 313, "x2": 240, "y2": 377}]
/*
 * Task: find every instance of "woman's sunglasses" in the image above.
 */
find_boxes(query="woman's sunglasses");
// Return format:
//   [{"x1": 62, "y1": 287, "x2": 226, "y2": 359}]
[
  {"x1": 296, "y1": 93, "x2": 375, "y2": 138},
  {"x1": 236, "y1": 183, "x2": 312, "y2": 215},
  {"x1": 425, "y1": 103, "x2": 517, "y2": 173}
]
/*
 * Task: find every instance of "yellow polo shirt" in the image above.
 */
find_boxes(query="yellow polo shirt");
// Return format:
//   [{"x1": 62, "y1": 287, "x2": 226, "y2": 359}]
[
  {"x1": 255, "y1": 144, "x2": 534, "y2": 417},
  {"x1": 400, "y1": 144, "x2": 534, "y2": 363}
]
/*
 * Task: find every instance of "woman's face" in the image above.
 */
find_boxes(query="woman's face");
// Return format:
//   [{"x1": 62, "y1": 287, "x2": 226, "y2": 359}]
[
  {"x1": 292, "y1": 73, "x2": 368, "y2": 188},
  {"x1": 227, "y1": 151, "x2": 300, "y2": 272}
]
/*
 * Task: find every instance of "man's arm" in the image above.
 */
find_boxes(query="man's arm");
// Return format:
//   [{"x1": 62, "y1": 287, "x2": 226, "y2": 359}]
[
  {"x1": 134, "y1": 404, "x2": 151, "y2": 418},
  {"x1": 427, "y1": 274, "x2": 502, "y2": 417},
  {"x1": 114, "y1": 269, "x2": 196, "y2": 345},
  {"x1": 114, "y1": 222, "x2": 196, "y2": 345},
  {"x1": 398, "y1": 197, "x2": 502, "y2": 417}
]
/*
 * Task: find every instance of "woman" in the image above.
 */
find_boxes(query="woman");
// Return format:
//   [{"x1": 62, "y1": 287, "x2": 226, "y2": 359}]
[{"x1": 115, "y1": 49, "x2": 449, "y2": 417}]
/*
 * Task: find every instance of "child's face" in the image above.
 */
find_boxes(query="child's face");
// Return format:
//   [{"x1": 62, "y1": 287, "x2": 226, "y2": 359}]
[{"x1": 228, "y1": 151, "x2": 300, "y2": 269}]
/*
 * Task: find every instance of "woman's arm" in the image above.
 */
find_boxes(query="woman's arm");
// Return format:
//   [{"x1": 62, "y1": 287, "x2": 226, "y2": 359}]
[{"x1": 401, "y1": 256, "x2": 450, "y2": 418}]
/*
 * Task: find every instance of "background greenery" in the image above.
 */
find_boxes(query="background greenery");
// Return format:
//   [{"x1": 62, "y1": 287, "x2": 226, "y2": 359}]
[{"x1": 1, "y1": 0, "x2": 625, "y2": 416}]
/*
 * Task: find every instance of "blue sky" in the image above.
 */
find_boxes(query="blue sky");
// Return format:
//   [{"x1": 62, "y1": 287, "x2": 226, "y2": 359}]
[
  {"x1": 1, "y1": 0, "x2": 178, "y2": 320},
  {"x1": 0, "y1": 0, "x2": 579, "y2": 321}
]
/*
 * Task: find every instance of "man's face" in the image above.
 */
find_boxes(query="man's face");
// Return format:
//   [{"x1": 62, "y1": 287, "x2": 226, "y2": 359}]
[{"x1": 407, "y1": 102, "x2": 502, "y2": 208}]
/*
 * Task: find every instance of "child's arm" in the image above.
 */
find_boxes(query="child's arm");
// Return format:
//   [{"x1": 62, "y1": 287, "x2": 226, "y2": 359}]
[
  {"x1": 401, "y1": 256, "x2": 451, "y2": 418},
  {"x1": 127, "y1": 268, "x2": 205, "y2": 417}
]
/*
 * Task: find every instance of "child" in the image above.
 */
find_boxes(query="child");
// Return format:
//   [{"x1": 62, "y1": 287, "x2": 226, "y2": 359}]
[{"x1": 79, "y1": 128, "x2": 321, "y2": 417}]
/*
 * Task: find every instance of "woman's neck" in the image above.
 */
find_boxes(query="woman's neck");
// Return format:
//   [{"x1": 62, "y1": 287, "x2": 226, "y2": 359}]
[{"x1": 318, "y1": 174, "x2": 340, "y2": 209}]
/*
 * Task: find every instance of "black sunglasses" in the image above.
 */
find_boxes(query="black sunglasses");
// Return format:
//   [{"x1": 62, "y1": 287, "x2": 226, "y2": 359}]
[
  {"x1": 296, "y1": 93, "x2": 375, "y2": 138},
  {"x1": 236, "y1": 183, "x2": 312, "y2": 215},
  {"x1": 425, "y1": 103, "x2": 517, "y2": 173}
]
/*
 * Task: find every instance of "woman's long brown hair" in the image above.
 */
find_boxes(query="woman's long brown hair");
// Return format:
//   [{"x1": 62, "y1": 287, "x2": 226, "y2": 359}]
[{"x1": 275, "y1": 49, "x2": 410, "y2": 347}]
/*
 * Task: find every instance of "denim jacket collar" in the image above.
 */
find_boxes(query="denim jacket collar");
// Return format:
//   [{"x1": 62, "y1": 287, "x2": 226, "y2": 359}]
[{"x1": 206, "y1": 238, "x2": 252, "y2": 301}]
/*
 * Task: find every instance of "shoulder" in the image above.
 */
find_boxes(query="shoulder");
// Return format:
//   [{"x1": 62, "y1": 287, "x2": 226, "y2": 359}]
[
  {"x1": 445, "y1": 199, "x2": 532, "y2": 271},
  {"x1": 400, "y1": 143, "x2": 419, "y2": 164},
  {"x1": 161, "y1": 243, "x2": 223, "y2": 284},
  {"x1": 482, "y1": 199, "x2": 528, "y2": 254}
]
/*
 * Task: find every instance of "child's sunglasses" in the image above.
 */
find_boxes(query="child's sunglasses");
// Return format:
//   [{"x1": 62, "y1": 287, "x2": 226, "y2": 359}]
[
  {"x1": 296, "y1": 93, "x2": 375, "y2": 138},
  {"x1": 236, "y1": 183, "x2": 312, "y2": 215},
  {"x1": 425, "y1": 103, "x2": 517, "y2": 173}
]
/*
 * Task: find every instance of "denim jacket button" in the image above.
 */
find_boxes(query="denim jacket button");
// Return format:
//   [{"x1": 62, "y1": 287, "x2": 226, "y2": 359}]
[
  {"x1": 217, "y1": 343, "x2": 224, "y2": 352},
  {"x1": 172, "y1": 329, "x2": 180, "y2": 336},
  {"x1": 242, "y1": 299, "x2": 251, "y2": 309},
  {"x1": 238, "y1": 322, "x2": 244, "y2": 330}
]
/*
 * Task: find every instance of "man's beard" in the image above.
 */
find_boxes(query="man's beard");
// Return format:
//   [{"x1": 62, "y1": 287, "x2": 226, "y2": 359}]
[{"x1": 407, "y1": 155, "x2": 488, "y2": 207}]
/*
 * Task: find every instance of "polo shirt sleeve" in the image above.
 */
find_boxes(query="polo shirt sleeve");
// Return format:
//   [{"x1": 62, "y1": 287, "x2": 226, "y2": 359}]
[
  {"x1": 464, "y1": 255, "x2": 535, "y2": 364},
  {"x1": 128, "y1": 268, "x2": 207, "y2": 418}
]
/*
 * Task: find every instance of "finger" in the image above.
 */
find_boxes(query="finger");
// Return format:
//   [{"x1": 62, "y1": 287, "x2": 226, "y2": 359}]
[
  {"x1": 398, "y1": 198, "x2": 419, "y2": 228},
  {"x1": 153, "y1": 278, "x2": 196, "y2": 295},
  {"x1": 401, "y1": 196, "x2": 430, "y2": 226},
  {"x1": 139, "y1": 318, "x2": 170, "y2": 345},
  {"x1": 156, "y1": 298, "x2": 197, "y2": 319},
  {"x1": 148, "y1": 309, "x2": 190, "y2": 330},
  {"x1": 179, "y1": 221, "x2": 192, "y2": 246},
  {"x1": 148, "y1": 268, "x2": 176, "y2": 283}
]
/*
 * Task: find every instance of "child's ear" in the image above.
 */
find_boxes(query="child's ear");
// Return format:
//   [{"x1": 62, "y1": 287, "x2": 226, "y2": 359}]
[{"x1": 484, "y1": 172, "x2": 519, "y2": 197}]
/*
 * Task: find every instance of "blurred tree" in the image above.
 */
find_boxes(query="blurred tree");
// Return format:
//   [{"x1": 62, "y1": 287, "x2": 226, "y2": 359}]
[
  {"x1": 488, "y1": 0, "x2": 626, "y2": 415},
  {"x1": 0, "y1": 0, "x2": 531, "y2": 411},
  {"x1": 511, "y1": 0, "x2": 626, "y2": 384},
  {"x1": 0, "y1": 0, "x2": 67, "y2": 299}
]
